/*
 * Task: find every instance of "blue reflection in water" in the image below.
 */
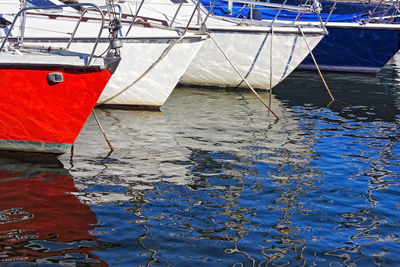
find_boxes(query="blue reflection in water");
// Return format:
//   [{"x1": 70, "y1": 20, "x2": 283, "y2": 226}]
[{"x1": 80, "y1": 62, "x2": 400, "y2": 266}]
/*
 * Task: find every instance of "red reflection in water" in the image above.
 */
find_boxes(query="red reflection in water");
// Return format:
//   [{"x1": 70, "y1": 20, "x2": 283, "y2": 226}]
[{"x1": 0, "y1": 170, "x2": 106, "y2": 265}]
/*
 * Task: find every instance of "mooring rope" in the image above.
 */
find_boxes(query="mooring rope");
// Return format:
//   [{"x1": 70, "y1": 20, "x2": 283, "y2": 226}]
[
  {"x1": 298, "y1": 25, "x2": 335, "y2": 102},
  {"x1": 92, "y1": 108, "x2": 114, "y2": 151},
  {"x1": 96, "y1": 34, "x2": 186, "y2": 106},
  {"x1": 268, "y1": 25, "x2": 273, "y2": 108},
  {"x1": 206, "y1": 32, "x2": 280, "y2": 120}
]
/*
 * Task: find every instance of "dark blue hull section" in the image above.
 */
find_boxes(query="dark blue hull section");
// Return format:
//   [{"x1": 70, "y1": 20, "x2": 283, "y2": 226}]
[
  {"x1": 299, "y1": 26, "x2": 400, "y2": 73},
  {"x1": 201, "y1": 0, "x2": 400, "y2": 73}
]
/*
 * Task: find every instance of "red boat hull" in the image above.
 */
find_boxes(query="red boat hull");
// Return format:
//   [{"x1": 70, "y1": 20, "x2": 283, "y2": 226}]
[{"x1": 0, "y1": 67, "x2": 112, "y2": 155}]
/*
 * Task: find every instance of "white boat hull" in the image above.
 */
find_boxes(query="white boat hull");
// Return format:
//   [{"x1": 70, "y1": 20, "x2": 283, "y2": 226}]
[
  {"x1": 180, "y1": 29, "x2": 324, "y2": 89},
  {"x1": 70, "y1": 38, "x2": 204, "y2": 108},
  {"x1": 119, "y1": 0, "x2": 327, "y2": 90}
]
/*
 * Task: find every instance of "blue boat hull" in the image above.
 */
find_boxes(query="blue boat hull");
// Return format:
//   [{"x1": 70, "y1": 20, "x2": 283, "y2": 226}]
[{"x1": 299, "y1": 26, "x2": 400, "y2": 73}]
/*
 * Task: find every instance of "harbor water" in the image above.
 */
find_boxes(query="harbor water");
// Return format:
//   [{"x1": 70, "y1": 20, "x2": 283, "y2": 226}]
[{"x1": 1, "y1": 57, "x2": 400, "y2": 266}]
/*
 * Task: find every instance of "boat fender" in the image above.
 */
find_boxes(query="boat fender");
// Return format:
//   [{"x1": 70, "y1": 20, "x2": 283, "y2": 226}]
[{"x1": 47, "y1": 72, "x2": 63, "y2": 85}]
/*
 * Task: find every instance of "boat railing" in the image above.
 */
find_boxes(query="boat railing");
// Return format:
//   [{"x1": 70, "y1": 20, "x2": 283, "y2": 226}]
[
  {"x1": 66, "y1": 5, "x2": 105, "y2": 64},
  {"x1": 169, "y1": 0, "x2": 216, "y2": 29},
  {"x1": 20, "y1": 9, "x2": 167, "y2": 28},
  {"x1": 0, "y1": 3, "x2": 106, "y2": 65},
  {"x1": 125, "y1": 0, "x2": 205, "y2": 36},
  {"x1": 201, "y1": 0, "x2": 400, "y2": 27},
  {"x1": 200, "y1": 0, "x2": 326, "y2": 28},
  {"x1": 94, "y1": 4, "x2": 170, "y2": 28},
  {"x1": 121, "y1": 14, "x2": 170, "y2": 27},
  {"x1": 368, "y1": 0, "x2": 400, "y2": 23},
  {"x1": 226, "y1": 0, "x2": 312, "y2": 14},
  {"x1": 320, "y1": 0, "x2": 400, "y2": 24},
  {"x1": 311, "y1": 0, "x2": 400, "y2": 24}
]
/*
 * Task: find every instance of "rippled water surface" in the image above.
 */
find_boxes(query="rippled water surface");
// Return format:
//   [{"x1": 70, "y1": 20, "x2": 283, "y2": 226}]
[{"x1": 1, "y1": 57, "x2": 400, "y2": 266}]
